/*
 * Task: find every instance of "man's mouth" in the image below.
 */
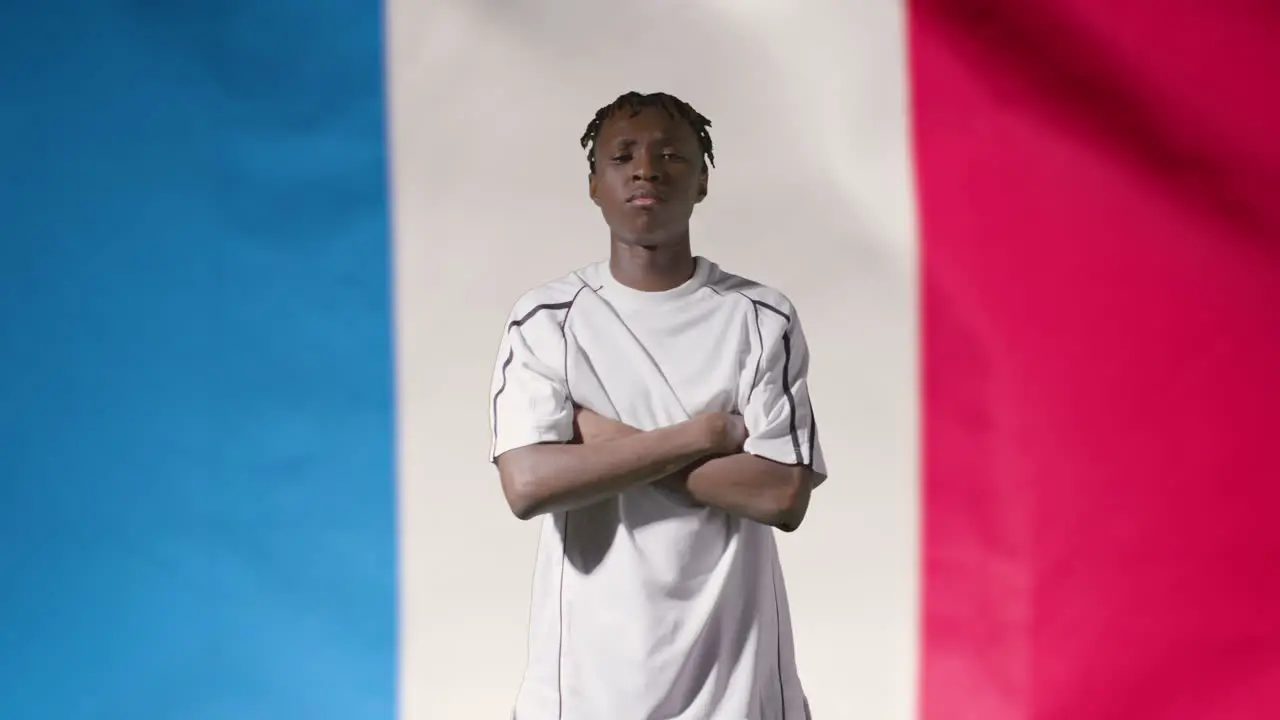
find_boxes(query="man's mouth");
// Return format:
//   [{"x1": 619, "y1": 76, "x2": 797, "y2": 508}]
[{"x1": 627, "y1": 190, "x2": 663, "y2": 206}]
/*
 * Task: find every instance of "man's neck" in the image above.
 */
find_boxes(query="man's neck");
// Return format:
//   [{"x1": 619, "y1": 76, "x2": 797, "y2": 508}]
[{"x1": 608, "y1": 235, "x2": 696, "y2": 292}]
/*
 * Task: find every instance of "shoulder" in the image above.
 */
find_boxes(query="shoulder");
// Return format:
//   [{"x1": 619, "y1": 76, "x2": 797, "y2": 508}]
[
  {"x1": 704, "y1": 261, "x2": 800, "y2": 325},
  {"x1": 503, "y1": 264, "x2": 597, "y2": 330}
]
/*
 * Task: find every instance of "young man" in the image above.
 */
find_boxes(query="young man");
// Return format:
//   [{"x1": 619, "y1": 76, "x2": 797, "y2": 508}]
[{"x1": 488, "y1": 91, "x2": 826, "y2": 720}]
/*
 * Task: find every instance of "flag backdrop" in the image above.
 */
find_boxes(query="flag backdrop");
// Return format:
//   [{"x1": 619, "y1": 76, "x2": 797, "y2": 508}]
[{"x1": 3, "y1": 1, "x2": 1278, "y2": 719}]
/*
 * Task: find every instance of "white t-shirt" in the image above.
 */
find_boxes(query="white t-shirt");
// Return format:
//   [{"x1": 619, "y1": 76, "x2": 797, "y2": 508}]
[{"x1": 489, "y1": 256, "x2": 826, "y2": 720}]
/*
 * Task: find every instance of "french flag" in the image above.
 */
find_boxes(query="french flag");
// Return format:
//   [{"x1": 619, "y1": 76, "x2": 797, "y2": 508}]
[{"x1": 3, "y1": 1, "x2": 1277, "y2": 718}]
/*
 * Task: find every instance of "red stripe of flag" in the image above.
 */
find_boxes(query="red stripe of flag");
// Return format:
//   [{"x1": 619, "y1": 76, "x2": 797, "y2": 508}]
[{"x1": 911, "y1": 1, "x2": 1280, "y2": 718}]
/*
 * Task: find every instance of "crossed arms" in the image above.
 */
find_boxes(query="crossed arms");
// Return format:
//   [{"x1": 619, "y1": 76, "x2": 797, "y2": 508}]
[
  {"x1": 496, "y1": 407, "x2": 817, "y2": 532},
  {"x1": 490, "y1": 290, "x2": 824, "y2": 531}
]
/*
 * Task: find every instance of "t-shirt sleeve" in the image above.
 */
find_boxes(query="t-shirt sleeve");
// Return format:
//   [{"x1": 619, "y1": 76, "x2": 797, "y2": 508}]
[
  {"x1": 741, "y1": 301, "x2": 828, "y2": 482},
  {"x1": 488, "y1": 300, "x2": 575, "y2": 463}
]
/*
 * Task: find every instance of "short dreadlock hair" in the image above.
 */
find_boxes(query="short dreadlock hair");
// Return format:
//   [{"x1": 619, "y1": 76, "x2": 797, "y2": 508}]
[{"x1": 579, "y1": 91, "x2": 715, "y2": 174}]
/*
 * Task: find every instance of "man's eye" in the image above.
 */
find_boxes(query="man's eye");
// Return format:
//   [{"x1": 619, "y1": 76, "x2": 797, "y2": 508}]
[
  {"x1": 663, "y1": 152, "x2": 684, "y2": 161},
  {"x1": 611, "y1": 154, "x2": 631, "y2": 163}
]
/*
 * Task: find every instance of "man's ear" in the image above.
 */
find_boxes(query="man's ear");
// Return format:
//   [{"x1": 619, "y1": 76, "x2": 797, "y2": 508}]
[
  {"x1": 588, "y1": 172, "x2": 601, "y2": 207},
  {"x1": 695, "y1": 167, "x2": 709, "y2": 204}
]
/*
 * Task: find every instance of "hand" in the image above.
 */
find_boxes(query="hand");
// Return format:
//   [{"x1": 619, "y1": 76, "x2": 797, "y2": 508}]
[{"x1": 693, "y1": 412, "x2": 748, "y2": 456}]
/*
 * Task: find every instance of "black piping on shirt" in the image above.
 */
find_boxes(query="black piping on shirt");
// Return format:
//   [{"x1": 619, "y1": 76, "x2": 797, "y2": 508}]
[
  {"x1": 490, "y1": 297, "x2": 577, "y2": 458},
  {"x1": 740, "y1": 296, "x2": 808, "y2": 467},
  {"x1": 490, "y1": 290, "x2": 588, "y2": 720}
]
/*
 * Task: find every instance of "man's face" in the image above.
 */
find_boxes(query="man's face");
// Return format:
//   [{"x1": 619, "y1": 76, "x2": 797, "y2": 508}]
[{"x1": 589, "y1": 105, "x2": 707, "y2": 247}]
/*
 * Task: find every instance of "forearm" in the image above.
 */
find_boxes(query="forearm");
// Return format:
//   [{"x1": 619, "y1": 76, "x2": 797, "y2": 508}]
[
  {"x1": 576, "y1": 409, "x2": 813, "y2": 530},
  {"x1": 682, "y1": 454, "x2": 813, "y2": 531},
  {"x1": 496, "y1": 419, "x2": 711, "y2": 520}
]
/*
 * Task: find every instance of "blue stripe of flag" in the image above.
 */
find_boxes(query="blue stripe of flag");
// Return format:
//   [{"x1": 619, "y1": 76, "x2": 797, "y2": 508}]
[{"x1": 0, "y1": 2, "x2": 397, "y2": 717}]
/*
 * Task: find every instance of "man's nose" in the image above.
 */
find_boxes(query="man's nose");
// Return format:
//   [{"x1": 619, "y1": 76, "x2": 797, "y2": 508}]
[{"x1": 631, "y1": 153, "x2": 661, "y2": 182}]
